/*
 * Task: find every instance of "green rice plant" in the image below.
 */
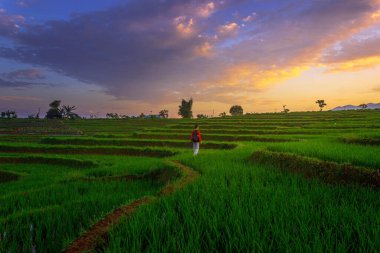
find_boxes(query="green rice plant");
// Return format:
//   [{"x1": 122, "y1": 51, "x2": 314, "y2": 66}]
[
  {"x1": 0, "y1": 143, "x2": 177, "y2": 157},
  {"x1": 2, "y1": 110, "x2": 380, "y2": 252},
  {"x1": 104, "y1": 149, "x2": 380, "y2": 252},
  {"x1": 0, "y1": 161, "x2": 169, "y2": 252},
  {"x1": 250, "y1": 149, "x2": 380, "y2": 187},
  {"x1": 133, "y1": 133, "x2": 299, "y2": 142},
  {"x1": 267, "y1": 139, "x2": 380, "y2": 169},
  {"x1": 339, "y1": 135, "x2": 380, "y2": 146},
  {"x1": 39, "y1": 137, "x2": 238, "y2": 150},
  {"x1": 0, "y1": 156, "x2": 96, "y2": 168},
  {"x1": 0, "y1": 170, "x2": 20, "y2": 183}
]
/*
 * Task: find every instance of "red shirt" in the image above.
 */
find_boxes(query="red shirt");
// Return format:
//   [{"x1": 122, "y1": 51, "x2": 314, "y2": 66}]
[{"x1": 190, "y1": 130, "x2": 202, "y2": 142}]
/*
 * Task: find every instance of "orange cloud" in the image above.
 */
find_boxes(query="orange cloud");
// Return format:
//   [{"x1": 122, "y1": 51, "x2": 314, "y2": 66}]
[
  {"x1": 197, "y1": 2, "x2": 215, "y2": 18},
  {"x1": 174, "y1": 16, "x2": 194, "y2": 37},
  {"x1": 194, "y1": 42, "x2": 213, "y2": 57},
  {"x1": 325, "y1": 55, "x2": 380, "y2": 72},
  {"x1": 218, "y1": 22, "x2": 239, "y2": 34},
  {"x1": 371, "y1": 10, "x2": 380, "y2": 19},
  {"x1": 219, "y1": 64, "x2": 308, "y2": 89},
  {"x1": 187, "y1": 64, "x2": 309, "y2": 105}
]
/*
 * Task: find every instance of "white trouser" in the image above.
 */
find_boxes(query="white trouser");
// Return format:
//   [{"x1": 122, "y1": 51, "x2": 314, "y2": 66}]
[{"x1": 193, "y1": 142, "x2": 200, "y2": 155}]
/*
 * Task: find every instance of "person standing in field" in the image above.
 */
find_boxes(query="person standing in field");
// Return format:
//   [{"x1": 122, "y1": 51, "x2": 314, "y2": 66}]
[{"x1": 190, "y1": 124, "x2": 202, "y2": 156}]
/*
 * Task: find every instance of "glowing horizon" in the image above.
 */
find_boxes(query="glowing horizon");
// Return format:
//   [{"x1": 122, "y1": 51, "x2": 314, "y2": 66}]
[{"x1": 1, "y1": 0, "x2": 380, "y2": 117}]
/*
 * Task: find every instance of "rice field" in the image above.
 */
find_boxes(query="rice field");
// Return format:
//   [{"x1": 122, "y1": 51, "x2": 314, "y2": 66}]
[{"x1": 0, "y1": 110, "x2": 379, "y2": 252}]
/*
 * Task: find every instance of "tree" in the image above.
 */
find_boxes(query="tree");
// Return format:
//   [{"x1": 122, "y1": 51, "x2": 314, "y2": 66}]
[
  {"x1": 28, "y1": 108, "x2": 40, "y2": 119},
  {"x1": 120, "y1": 115, "x2": 130, "y2": 119},
  {"x1": 229, "y1": 105, "x2": 243, "y2": 116},
  {"x1": 159, "y1": 109, "x2": 169, "y2": 118},
  {"x1": 62, "y1": 105, "x2": 79, "y2": 119},
  {"x1": 46, "y1": 100, "x2": 63, "y2": 119},
  {"x1": 219, "y1": 112, "x2": 227, "y2": 117},
  {"x1": 359, "y1": 103, "x2": 368, "y2": 109},
  {"x1": 315, "y1": 100, "x2": 327, "y2": 111},
  {"x1": 106, "y1": 113, "x2": 120, "y2": 119},
  {"x1": 139, "y1": 113, "x2": 146, "y2": 118},
  {"x1": 1, "y1": 110, "x2": 17, "y2": 119},
  {"x1": 178, "y1": 98, "x2": 193, "y2": 118},
  {"x1": 282, "y1": 105, "x2": 290, "y2": 114}
]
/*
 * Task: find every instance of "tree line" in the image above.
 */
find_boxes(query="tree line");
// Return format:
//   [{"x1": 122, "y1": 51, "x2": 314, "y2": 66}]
[{"x1": 2, "y1": 98, "x2": 375, "y2": 120}]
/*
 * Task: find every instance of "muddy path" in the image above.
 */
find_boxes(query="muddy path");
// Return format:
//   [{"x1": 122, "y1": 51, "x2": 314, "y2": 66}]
[{"x1": 62, "y1": 160, "x2": 199, "y2": 253}]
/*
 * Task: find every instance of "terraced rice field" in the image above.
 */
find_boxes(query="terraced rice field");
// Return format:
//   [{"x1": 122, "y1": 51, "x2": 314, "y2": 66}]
[{"x1": 0, "y1": 110, "x2": 379, "y2": 252}]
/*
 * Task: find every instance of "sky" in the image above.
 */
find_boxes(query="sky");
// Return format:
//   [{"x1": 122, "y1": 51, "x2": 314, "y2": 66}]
[{"x1": 0, "y1": 0, "x2": 380, "y2": 117}]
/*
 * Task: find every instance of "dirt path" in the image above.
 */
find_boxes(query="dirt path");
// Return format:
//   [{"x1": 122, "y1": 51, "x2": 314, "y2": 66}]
[{"x1": 62, "y1": 160, "x2": 199, "y2": 253}]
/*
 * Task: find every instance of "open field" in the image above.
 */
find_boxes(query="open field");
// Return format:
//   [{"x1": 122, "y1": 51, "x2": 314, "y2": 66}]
[{"x1": 0, "y1": 110, "x2": 379, "y2": 252}]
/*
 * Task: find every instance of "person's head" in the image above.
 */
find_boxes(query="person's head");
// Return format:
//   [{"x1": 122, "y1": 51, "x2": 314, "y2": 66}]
[{"x1": 194, "y1": 124, "x2": 199, "y2": 130}]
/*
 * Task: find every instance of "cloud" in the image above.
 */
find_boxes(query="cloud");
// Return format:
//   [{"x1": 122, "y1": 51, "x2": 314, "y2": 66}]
[
  {"x1": 324, "y1": 55, "x2": 380, "y2": 72},
  {"x1": 218, "y1": 22, "x2": 239, "y2": 35},
  {"x1": 197, "y1": 2, "x2": 215, "y2": 17},
  {"x1": 2, "y1": 68, "x2": 45, "y2": 80},
  {"x1": 242, "y1": 12, "x2": 258, "y2": 23},
  {"x1": 0, "y1": 77, "x2": 43, "y2": 87},
  {"x1": 194, "y1": 42, "x2": 213, "y2": 57},
  {"x1": 0, "y1": 0, "x2": 226, "y2": 102},
  {"x1": 174, "y1": 16, "x2": 195, "y2": 37},
  {"x1": 373, "y1": 85, "x2": 380, "y2": 92},
  {"x1": 16, "y1": 1, "x2": 32, "y2": 8},
  {"x1": 0, "y1": 95, "x2": 40, "y2": 101},
  {"x1": 1, "y1": 0, "x2": 380, "y2": 106},
  {"x1": 187, "y1": 64, "x2": 308, "y2": 104},
  {"x1": 0, "y1": 8, "x2": 25, "y2": 36},
  {"x1": 321, "y1": 26, "x2": 380, "y2": 71}
]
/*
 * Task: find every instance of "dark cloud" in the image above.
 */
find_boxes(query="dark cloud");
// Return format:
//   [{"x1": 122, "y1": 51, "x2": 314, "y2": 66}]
[
  {"x1": 2, "y1": 68, "x2": 45, "y2": 80},
  {"x1": 0, "y1": 0, "x2": 379, "y2": 104},
  {"x1": 0, "y1": 8, "x2": 25, "y2": 36},
  {"x1": 322, "y1": 34, "x2": 380, "y2": 63},
  {"x1": 0, "y1": 77, "x2": 40, "y2": 87},
  {"x1": 0, "y1": 0, "x2": 229, "y2": 102}
]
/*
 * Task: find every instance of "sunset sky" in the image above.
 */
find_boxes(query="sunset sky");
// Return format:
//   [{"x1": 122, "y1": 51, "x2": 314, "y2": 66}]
[{"x1": 1, "y1": 0, "x2": 380, "y2": 117}]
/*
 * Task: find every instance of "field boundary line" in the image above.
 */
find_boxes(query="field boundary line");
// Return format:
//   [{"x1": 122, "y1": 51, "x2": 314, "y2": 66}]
[{"x1": 62, "y1": 160, "x2": 199, "y2": 253}]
